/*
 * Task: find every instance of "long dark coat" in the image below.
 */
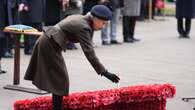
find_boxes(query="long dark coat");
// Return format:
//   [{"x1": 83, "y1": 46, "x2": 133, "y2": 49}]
[
  {"x1": 176, "y1": 0, "x2": 195, "y2": 19},
  {"x1": 82, "y1": 0, "x2": 99, "y2": 14},
  {"x1": 19, "y1": 0, "x2": 44, "y2": 23},
  {"x1": 0, "y1": 0, "x2": 7, "y2": 38},
  {"x1": 44, "y1": 0, "x2": 61, "y2": 25},
  {"x1": 0, "y1": 0, "x2": 18, "y2": 38},
  {"x1": 24, "y1": 15, "x2": 107, "y2": 96}
]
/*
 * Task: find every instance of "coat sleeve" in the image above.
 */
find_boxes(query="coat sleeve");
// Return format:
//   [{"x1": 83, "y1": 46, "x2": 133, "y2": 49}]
[{"x1": 78, "y1": 28, "x2": 107, "y2": 75}]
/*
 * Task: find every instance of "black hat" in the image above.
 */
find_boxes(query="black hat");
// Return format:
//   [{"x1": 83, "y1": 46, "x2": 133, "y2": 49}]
[{"x1": 90, "y1": 5, "x2": 112, "y2": 21}]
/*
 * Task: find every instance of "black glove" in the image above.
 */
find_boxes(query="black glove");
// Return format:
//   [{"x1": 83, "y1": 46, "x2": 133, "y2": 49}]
[{"x1": 101, "y1": 71, "x2": 120, "y2": 83}]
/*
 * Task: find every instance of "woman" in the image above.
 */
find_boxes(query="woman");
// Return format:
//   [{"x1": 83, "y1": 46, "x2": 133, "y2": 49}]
[{"x1": 24, "y1": 5, "x2": 120, "y2": 110}]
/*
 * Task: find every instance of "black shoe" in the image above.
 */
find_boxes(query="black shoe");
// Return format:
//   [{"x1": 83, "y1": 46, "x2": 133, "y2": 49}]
[
  {"x1": 124, "y1": 38, "x2": 134, "y2": 43},
  {"x1": 67, "y1": 43, "x2": 77, "y2": 50},
  {"x1": 178, "y1": 34, "x2": 185, "y2": 38},
  {"x1": 20, "y1": 43, "x2": 24, "y2": 48},
  {"x1": 0, "y1": 69, "x2": 6, "y2": 74},
  {"x1": 178, "y1": 34, "x2": 190, "y2": 39},
  {"x1": 133, "y1": 38, "x2": 140, "y2": 42},
  {"x1": 102, "y1": 41, "x2": 110, "y2": 45},
  {"x1": 24, "y1": 49, "x2": 32, "y2": 55},
  {"x1": 110, "y1": 40, "x2": 122, "y2": 44},
  {"x1": 183, "y1": 34, "x2": 190, "y2": 38},
  {"x1": 3, "y1": 52, "x2": 13, "y2": 58}
]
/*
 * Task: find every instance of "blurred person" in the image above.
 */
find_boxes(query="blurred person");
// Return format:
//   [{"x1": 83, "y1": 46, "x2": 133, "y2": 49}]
[
  {"x1": 18, "y1": 0, "x2": 44, "y2": 55},
  {"x1": 0, "y1": 0, "x2": 7, "y2": 73},
  {"x1": 122, "y1": 0, "x2": 141, "y2": 43},
  {"x1": 4, "y1": 0, "x2": 19, "y2": 58},
  {"x1": 82, "y1": 0, "x2": 99, "y2": 15},
  {"x1": 176, "y1": 0, "x2": 195, "y2": 38},
  {"x1": 24, "y1": 5, "x2": 120, "y2": 110},
  {"x1": 152, "y1": 0, "x2": 157, "y2": 19},
  {"x1": 0, "y1": 0, "x2": 19, "y2": 58},
  {"x1": 61, "y1": 0, "x2": 83, "y2": 50},
  {"x1": 44, "y1": 0, "x2": 61, "y2": 26},
  {"x1": 100, "y1": 0, "x2": 122, "y2": 45},
  {"x1": 145, "y1": 0, "x2": 157, "y2": 19},
  {"x1": 138, "y1": 0, "x2": 148, "y2": 21},
  {"x1": 82, "y1": 0, "x2": 100, "y2": 47}
]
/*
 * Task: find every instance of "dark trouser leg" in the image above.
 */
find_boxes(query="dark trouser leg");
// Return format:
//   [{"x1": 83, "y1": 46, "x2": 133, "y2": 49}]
[
  {"x1": 0, "y1": 38, "x2": 5, "y2": 59},
  {"x1": 0, "y1": 39, "x2": 3, "y2": 69},
  {"x1": 52, "y1": 94, "x2": 63, "y2": 110},
  {"x1": 123, "y1": 16, "x2": 136, "y2": 42},
  {"x1": 23, "y1": 23, "x2": 42, "y2": 54},
  {"x1": 152, "y1": 0, "x2": 156, "y2": 19},
  {"x1": 123, "y1": 16, "x2": 130, "y2": 40},
  {"x1": 129, "y1": 17, "x2": 136, "y2": 39},
  {"x1": 123, "y1": 16, "x2": 136, "y2": 39},
  {"x1": 184, "y1": 19, "x2": 191, "y2": 37},
  {"x1": 177, "y1": 19, "x2": 184, "y2": 36},
  {"x1": 24, "y1": 35, "x2": 30, "y2": 54},
  {"x1": 2, "y1": 33, "x2": 14, "y2": 58},
  {"x1": 0, "y1": 39, "x2": 6, "y2": 74}
]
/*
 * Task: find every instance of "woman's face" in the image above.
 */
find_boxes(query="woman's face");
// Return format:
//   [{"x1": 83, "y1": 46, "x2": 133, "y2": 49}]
[{"x1": 92, "y1": 18, "x2": 108, "y2": 30}]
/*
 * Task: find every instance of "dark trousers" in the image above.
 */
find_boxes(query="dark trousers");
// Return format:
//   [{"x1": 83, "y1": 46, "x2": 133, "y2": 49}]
[
  {"x1": 0, "y1": 39, "x2": 5, "y2": 60},
  {"x1": 4, "y1": 33, "x2": 13, "y2": 53},
  {"x1": 177, "y1": 18, "x2": 191, "y2": 36},
  {"x1": 144, "y1": 0, "x2": 156, "y2": 19},
  {"x1": 139, "y1": 0, "x2": 148, "y2": 21},
  {"x1": 122, "y1": 16, "x2": 137, "y2": 39},
  {"x1": 52, "y1": 94, "x2": 63, "y2": 110},
  {"x1": 23, "y1": 23, "x2": 42, "y2": 54},
  {"x1": 0, "y1": 35, "x2": 13, "y2": 57}
]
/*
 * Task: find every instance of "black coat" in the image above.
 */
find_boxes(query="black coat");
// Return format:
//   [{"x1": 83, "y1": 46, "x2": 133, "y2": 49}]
[
  {"x1": 19, "y1": 0, "x2": 44, "y2": 23},
  {"x1": 176, "y1": 0, "x2": 195, "y2": 19},
  {"x1": 44, "y1": 0, "x2": 61, "y2": 25},
  {"x1": 0, "y1": 0, "x2": 18, "y2": 38},
  {"x1": 83, "y1": 0, "x2": 99, "y2": 14},
  {"x1": 0, "y1": 0, "x2": 7, "y2": 38}
]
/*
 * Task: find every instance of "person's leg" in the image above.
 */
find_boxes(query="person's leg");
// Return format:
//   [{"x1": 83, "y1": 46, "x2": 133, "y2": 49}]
[
  {"x1": 177, "y1": 18, "x2": 184, "y2": 37},
  {"x1": 0, "y1": 39, "x2": 3, "y2": 58},
  {"x1": 184, "y1": 19, "x2": 191, "y2": 38},
  {"x1": 110, "y1": 9, "x2": 120, "y2": 42},
  {"x1": 123, "y1": 16, "x2": 132, "y2": 42},
  {"x1": 129, "y1": 17, "x2": 140, "y2": 42},
  {"x1": 24, "y1": 34, "x2": 31, "y2": 54},
  {"x1": 138, "y1": 0, "x2": 146, "y2": 21},
  {"x1": 0, "y1": 39, "x2": 6, "y2": 74},
  {"x1": 23, "y1": 23, "x2": 31, "y2": 54},
  {"x1": 52, "y1": 94, "x2": 63, "y2": 110},
  {"x1": 152, "y1": 0, "x2": 156, "y2": 19},
  {"x1": 24, "y1": 23, "x2": 42, "y2": 54},
  {"x1": 101, "y1": 24, "x2": 109, "y2": 45},
  {"x1": 3, "y1": 33, "x2": 13, "y2": 58},
  {"x1": 66, "y1": 42, "x2": 78, "y2": 50},
  {"x1": 129, "y1": 17, "x2": 136, "y2": 39}
]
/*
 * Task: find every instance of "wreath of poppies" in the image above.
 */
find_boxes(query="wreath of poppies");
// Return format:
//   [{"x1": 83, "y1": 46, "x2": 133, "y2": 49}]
[{"x1": 14, "y1": 84, "x2": 176, "y2": 110}]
